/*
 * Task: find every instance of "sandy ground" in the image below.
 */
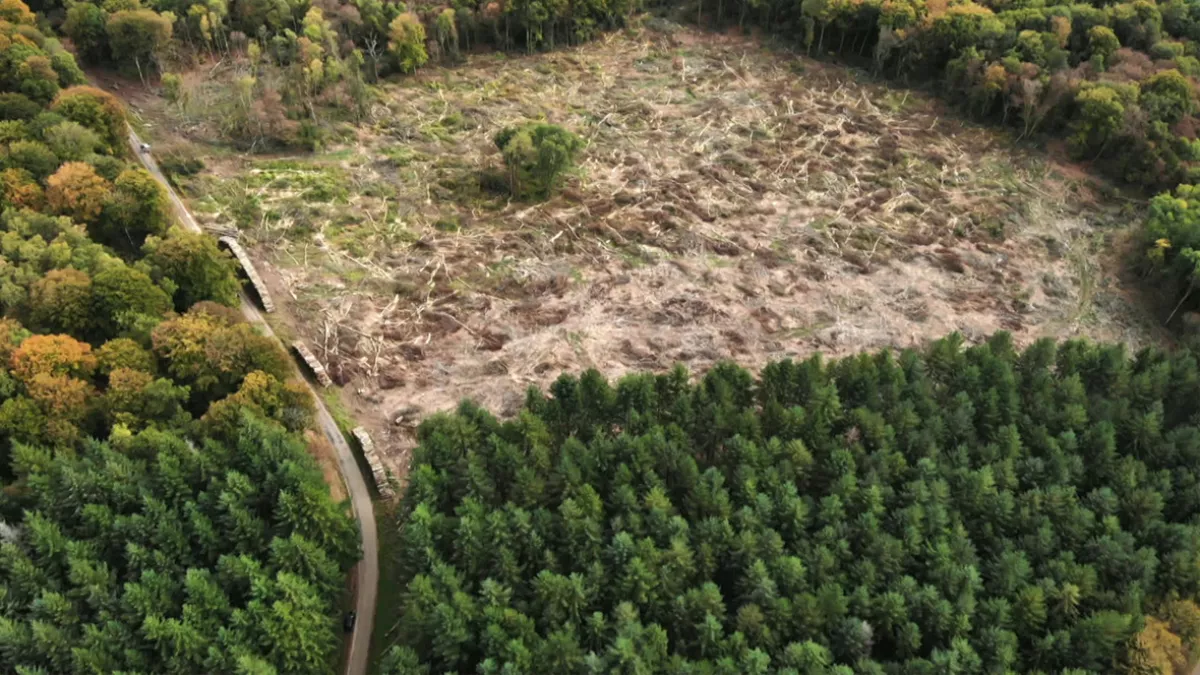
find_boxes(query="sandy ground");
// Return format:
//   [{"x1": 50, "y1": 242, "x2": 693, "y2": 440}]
[{"x1": 136, "y1": 26, "x2": 1165, "y2": 482}]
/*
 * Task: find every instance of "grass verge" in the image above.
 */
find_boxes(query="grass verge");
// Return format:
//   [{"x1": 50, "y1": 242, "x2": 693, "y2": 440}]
[{"x1": 369, "y1": 500, "x2": 403, "y2": 673}]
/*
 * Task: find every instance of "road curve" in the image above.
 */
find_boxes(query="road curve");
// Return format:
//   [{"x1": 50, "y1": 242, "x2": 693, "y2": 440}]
[{"x1": 127, "y1": 130, "x2": 379, "y2": 675}]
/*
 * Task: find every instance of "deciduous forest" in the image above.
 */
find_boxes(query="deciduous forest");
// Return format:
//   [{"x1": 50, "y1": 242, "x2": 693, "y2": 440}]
[{"x1": 0, "y1": 6, "x2": 360, "y2": 674}]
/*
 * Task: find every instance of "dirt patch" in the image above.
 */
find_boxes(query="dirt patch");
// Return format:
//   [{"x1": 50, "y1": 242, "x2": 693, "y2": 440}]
[
  {"x1": 306, "y1": 429, "x2": 348, "y2": 503},
  {"x1": 146, "y1": 27, "x2": 1164, "y2": 482}
]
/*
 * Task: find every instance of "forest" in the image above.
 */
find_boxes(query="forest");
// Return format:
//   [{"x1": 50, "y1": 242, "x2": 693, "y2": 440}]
[
  {"x1": 381, "y1": 334, "x2": 1200, "y2": 674},
  {"x1": 5, "y1": 0, "x2": 1200, "y2": 669},
  {"x1": 0, "y1": 5, "x2": 360, "y2": 674}
]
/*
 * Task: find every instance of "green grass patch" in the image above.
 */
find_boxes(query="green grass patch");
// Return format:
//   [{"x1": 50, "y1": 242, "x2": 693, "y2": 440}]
[
  {"x1": 381, "y1": 146, "x2": 429, "y2": 168},
  {"x1": 246, "y1": 161, "x2": 350, "y2": 203},
  {"x1": 318, "y1": 388, "x2": 382, "y2": 498},
  {"x1": 321, "y1": 389, "x2": 356, "y2": 436},
  {"x1": 369, "y1": 501, "x2": 403, "y2": 673}
]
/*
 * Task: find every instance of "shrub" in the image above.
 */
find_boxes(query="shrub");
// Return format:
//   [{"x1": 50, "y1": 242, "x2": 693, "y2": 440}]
[
  {"x1": 493, "y1": 122, "x2": 584, "y2": 199},
  {"x1": 1141, "y1": 69, "x2": 1195, "y2": 124},
  {"x1": 160, "y1": 72, "x2": 182, "y2": 102},
  {"x1": 157, "y1": 151, "x2": 204, "y2": 179}
]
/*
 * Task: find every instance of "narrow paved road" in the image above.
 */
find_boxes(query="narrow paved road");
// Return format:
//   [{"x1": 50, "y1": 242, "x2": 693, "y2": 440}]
[{"x1": 128, "y1": 130, "x2": 379, "y2": 675}]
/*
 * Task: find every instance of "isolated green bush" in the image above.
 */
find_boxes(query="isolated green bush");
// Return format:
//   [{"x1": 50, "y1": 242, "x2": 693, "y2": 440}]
[
  {"x1": 493, "y1": 122, "x2": 583, "y2": 199},
  {"x1": 157, "y1": 150, "x2": 204, "y2": 179}
]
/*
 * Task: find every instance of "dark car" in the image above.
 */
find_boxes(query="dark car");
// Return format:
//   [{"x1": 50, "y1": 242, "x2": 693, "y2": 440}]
[{"x1": 343, "y1": 612, "x2": 357, "y2": 633}]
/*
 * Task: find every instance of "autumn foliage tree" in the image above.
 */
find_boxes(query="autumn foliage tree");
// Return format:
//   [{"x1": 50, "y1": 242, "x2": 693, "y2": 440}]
[
  {"x1": 45, "y1": 161, "x2": 111, "y2": 224},
  {"x1": 0, "y1": 167, "x2": 43, "y2": 209},
  {"x1": 151, "y1": 305, "x2": 290, "y2": 403},
  {"x1": 10, "y1": 332, "x2": 96, "y2": 381},
  {"x1": 0, "y1": 0, "x2": 35, "y2": 24},
  {"x1": 202, "y1": 369, "x2": 313, "y2": 437}
]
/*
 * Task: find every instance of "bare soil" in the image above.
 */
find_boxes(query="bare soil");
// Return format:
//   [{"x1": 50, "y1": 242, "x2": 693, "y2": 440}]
[
  {"x1": 133, "y1": 26, "x2": 1164, "y2": 481},
  {"x1": 306, "y1": 429, "x2": 349, "y2": 503}
]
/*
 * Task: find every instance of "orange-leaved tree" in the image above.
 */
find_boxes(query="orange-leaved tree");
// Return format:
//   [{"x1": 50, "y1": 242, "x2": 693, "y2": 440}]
[
  {"x1": 10, "y1": 333, "x2": 97, "y2": 383},
  {"x1": 46, "y1": 161, "x2": 111, "y2": 225},
  {"x1": 0, "y1": 168, "x2": 44, "y2": 210}
]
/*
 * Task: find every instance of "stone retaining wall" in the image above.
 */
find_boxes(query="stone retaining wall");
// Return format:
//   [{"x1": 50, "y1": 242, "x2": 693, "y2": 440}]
[
  {"x1": 352, "y1": 427, "x2": 394, "y2": 499},
  {"x1": 292, "y1": 341, "x2": 333, "y2": 387},
  {"x1": 218, "y1": 236, "x2": 275, "y2": 313}
]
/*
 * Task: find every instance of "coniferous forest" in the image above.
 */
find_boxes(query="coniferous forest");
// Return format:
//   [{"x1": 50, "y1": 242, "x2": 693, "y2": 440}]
[{"x1": 382, "y1": 334, "x2": 1200, "y2": 674}]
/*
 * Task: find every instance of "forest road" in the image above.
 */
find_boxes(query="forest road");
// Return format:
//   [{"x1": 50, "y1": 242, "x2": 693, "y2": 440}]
[{"x1": 127, "y1": 129, "x2": 379, "y2": 675}]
